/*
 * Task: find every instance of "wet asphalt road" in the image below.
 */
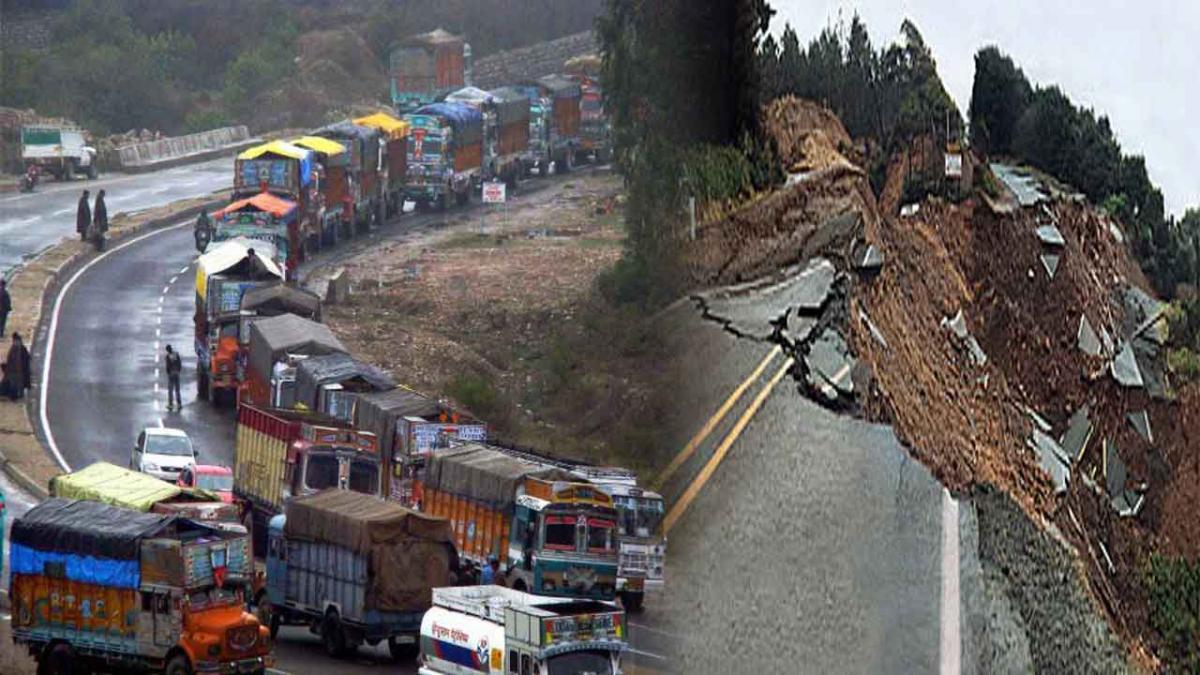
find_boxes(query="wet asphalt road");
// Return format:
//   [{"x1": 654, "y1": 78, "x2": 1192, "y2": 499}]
[
  {"x1": 0, "y1": 158, "x2": 230, "y2": 276},
  {"x1": 32, "y1": 170, "x2": 672, "y2": 674},
  {"x1": 654, "y1": 300, "x2": 969, "y2": 673}
]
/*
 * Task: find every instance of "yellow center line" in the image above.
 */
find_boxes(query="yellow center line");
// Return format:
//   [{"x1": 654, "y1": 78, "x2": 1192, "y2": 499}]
[
  {"x1": 654, "y1": 344, "x2": 782, "y2": 490},
  {"x1": 662, "y1": 356, "x2": 795, "y2": 535}
]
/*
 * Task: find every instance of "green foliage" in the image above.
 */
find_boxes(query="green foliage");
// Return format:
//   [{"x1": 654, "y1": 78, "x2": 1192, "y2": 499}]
[
  {"x1": 1143, "y1": 554, "x2": 1200, "y2": 671},
  {"x1": 1167, "y1": 348, "x2": 1200, "y2": 381},
  {"x1": 682, "y1": 144, "x2": 754, "y2": 204},
  {"x1": 760, "y1": 16, "x2": 962, "y2": 153},
  {"x1": 968, "y1": 46, "x2": 1031, "y2": 155},
  {"x1": 181, "y1": 109, "x2": 232, "y2": 135},
  {"x1": 446, "y1": 371, "x2": 502, "y2": 420}
]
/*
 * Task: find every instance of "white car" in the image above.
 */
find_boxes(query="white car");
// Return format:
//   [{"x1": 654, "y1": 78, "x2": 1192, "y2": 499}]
[{"x1": 131, "y1": 427, "x2": 198, "y2": 481}]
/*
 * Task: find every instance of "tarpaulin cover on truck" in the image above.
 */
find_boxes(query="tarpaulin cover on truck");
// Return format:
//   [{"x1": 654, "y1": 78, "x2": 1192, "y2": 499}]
[
  {"x1": 248, "y1": 312, "x2": 346, "y2": 382},
  {"x1": 414, "y1": 102, "x2": 483, "y2": 145},
  {"x1": 316, "y1": 122, "x2": 380, "y2": 171},
  {"x1": 50, "y1": 461, "x2": 183, "y2": 511},
  {"x1": 536, "y1": 74, "x2": 582, "y2": 99},
  {"x1": 240, "y1": 282, "x2": 321, "y2": 320},
  {"x1": 291, "y1": 135, "x2": 346, "y2": 157},
  {"x1": 195, "y1": 238, "x2": 283, "y2": 302},
  {"x1": 294, "y1": 352, "x2": 395, "y2": 410},
  {"x1": 214, "y1": 191, "x2": 298, "y2": 220},
  {"x1": 488, "y1": 87, "x2": 534, "y2": 126},
  {"x1": 353, "y1": 113, "x2": 411, "y2": 141},
  {"x1": 354, "y1": 387, "x2": 445, "y2": 458},
  {"x1": 238, "y1": 141, "x2": 315, "y2": 187},
  {"x1": 424, "y1": 444, "x2": 570, "y2": 510},
  {"x1": 284, "y1": 490, "x2": 455, "y2": 611}
]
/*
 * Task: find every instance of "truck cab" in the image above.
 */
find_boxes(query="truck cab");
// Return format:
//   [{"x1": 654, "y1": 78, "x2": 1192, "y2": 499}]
[
  {"x1": 506, "y1": 482, "x2": 620, "y2": 601},
  {"x1": 20, "y1": 125, "x2": 97, "y2": 180}
]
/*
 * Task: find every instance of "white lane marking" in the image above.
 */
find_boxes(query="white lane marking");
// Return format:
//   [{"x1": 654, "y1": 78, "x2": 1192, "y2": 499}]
[
  {"x1": 629, "y1": 622, "x2": 680, "y2": 639},
  {"x1": 178, "y1": 265, "x2": 189, "y2": 275},
  {"x1": 154, "y1": 341, "x2": 160, "y2": 353},
  {"x1": 155, "y1": 328, "x2": 161, "y2": 338},
  {"x1": 39, "y1": 218, "x2": 194, "y2": 472},
  {"x1": 155, "y1": 368, "x2": 160, "y2": 380},
  {"x1": 169, "y1": 275, "x2": 178, "y2": 285},
  {"x1": 153, "y1": 399, "x2": 160, "y2": 411},
  {"x1": 157, "y1": 418, "x2": 164, "y2": 428},
  {"x1": 52, "y1": 208, "x2": 72, "y2": 216},
  {"x1": 626, "y1": 647, "x2": 667, "y2": 662},
  {"x1": 940, "y1": 488, "x2": 961, "y2": 675},
  {"x1": 157, "y1": 315, "x2": 162, "y2": 325},
  {"x1": 158, "y1": 296, "x2": 164, "y2": 304},
  {"x1": 162, "y1": 285, "x2": 169, "y2": 295}
]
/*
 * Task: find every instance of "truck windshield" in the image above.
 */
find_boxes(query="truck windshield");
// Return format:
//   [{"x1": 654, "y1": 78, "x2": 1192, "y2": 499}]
[
  {"x1": 305, "y1": 454, "x2": 339, "y2": 490},
  {"x1": 348, "y1": 458, "x2": 379, "y2": 495},
  {"x1": 188, "y1": 587, "x2": 241, "y2": 610},
  {"x1": 544, "y1": 516, "x2": 576, "y2": 551},
  {"x1": 547, "y1": 650, "x2": 614, "y2": 675},
  {"x1": 197, "y1": 473, "x2": 234, "y2": 491},
  {"x1": 587, "y1": 518, "x2": 615, "y2": 553},
  {"x1": 614, "y1": 497, "x2": 665, "y2": 538}
]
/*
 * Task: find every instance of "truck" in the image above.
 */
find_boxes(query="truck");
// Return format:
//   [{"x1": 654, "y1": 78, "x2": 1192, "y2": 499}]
[
  {"x1": 234, "y1": 141, "x2": 322, "y2": 263},
  {"x1": 404, "y1": 102, "x2": 484, "y2": 209},
  {"x1": 232, "y1": 402, "x2": 381, "y2": 557},
  {"x1": 257, "y1": 490, "x2": 457, "y2": 661},
  {"x1": 315, "y1": 121, "x2": 385, "y2": 232},
  {"x1": 417, "y1": 444, "x2": 620, "y2": 600},
  {"x1": 240, "y1": 312, "x2": 347, "y2": 409},
  {"x1": 10, "y1": 498, "x2": 271, "y2": 674},
  {"x1": 480, "y1": 447, "x2": 665, "y2": 612},
  {"x1": 210, "y1": 191, "x2": 299, "y2": 271},
  {"x1": 49, "y1": 461, "x2": 242, "y2": 526},
  {"x1": 570, "y1": 74, "x2": 612, "y2": 164},
  {"x1": 353, "y1": 112, "x2": 411, "y2": 218},
  {"x1": 20, "y1": 125, "x2": 97, "y2": 180},
  {"x1": 291, "y1": 135, "x2": 352, "y2": 247},
  {"x1": 390, "y1": 29, "x2": 469, "y2": 114},
  {"x1": 194, "y1": 240, "x2": 284, "y2": 404},
  {"x1": 293, "y1": 352, "x2": 395, "y2": 423},
  {"x1": 353, "y1": 387, "x2": 487, "y2": 504},
  {"x1": 419, "y1": 586, "x2": 627, "y2": 675},
  {"x1": 444, "y1": 86, "x2": 531, "y2": 189},
  {"x1": 508, "y1": 85, "x2": 553, "y2": 175},
  {"x1": 534, "y1": 75, "x2": 582, "y2": 173}
]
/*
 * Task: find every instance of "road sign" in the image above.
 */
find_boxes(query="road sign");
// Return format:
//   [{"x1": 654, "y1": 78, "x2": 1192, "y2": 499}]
[
  {"x1": 944, "y1": 153, "x2": 963, "y2": 178},
  {"x1": 482, "y1": 181, "x2": 507, "y2": 204}
]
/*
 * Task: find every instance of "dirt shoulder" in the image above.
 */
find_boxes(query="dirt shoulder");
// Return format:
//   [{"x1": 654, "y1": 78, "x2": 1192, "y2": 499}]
[
  {"x1": 2, "y1": 194, "x2": 223, "y2": 496},
  {"x1": 316, "y1": 172, "x2": 674, "y2": 474}
]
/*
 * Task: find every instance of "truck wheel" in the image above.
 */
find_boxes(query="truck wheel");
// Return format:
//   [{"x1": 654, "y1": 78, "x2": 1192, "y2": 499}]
[
  {"x1": 165, "y1": 653, "x2": 193, "y2": 675},
  {"x1": 455, "y1": 190, "x2": 469, "y2": 207},
  {"x1": 254, "y1": 591, "x2": 280, "y2": 640},
  {"x1": 64, "y1": 163, "x2": 75, "y2": 181},
  {"x1": 196, "y1": 371, "x2": 209, "y2": 401},
  {"x1": 39, "y1": 643, "x2": 77, "y2": 675},
  {"x1": 86, "y1": 164, "x2": 97, "y2": 180},
  {"x1": 321, "y1": 611, "x2": 349, "y2": 658},
  {"x1": 388, "y1": 636, "x2": 420, "y2": 662},
  {"x1": 435, "y1": 194, "x2": 447, "y2": 211}
]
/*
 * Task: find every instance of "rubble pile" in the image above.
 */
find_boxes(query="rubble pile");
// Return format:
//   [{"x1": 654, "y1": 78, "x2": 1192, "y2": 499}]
[{"x1": 762, "y1": 96, "x2": 855, "y2": 174}]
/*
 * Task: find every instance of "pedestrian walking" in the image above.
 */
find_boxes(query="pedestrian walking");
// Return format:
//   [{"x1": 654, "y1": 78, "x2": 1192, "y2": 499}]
[
  {"x1": 4, "y1": 332, "x2": 32, "y2": 401},
  {"x1": 76, "y1": 190, "x2": 91, "y2": 241},
  {"x1": 0, "y1": 278, "x2": 11, "y2": 337},
  {"x1": 165, "y1": 344, "x2": 183, "y2": 411},
  {"x1": 92, "y1": 189, "x2": 109, "y2": 251}
]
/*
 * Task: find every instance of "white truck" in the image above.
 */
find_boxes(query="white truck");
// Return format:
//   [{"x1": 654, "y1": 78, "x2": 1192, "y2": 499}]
[
  {"x1": 419, "y1": 586, "x2": 627, "y2": 675},
  {"x1": 21, "y1": 125, "x2": 98, "y2": 180}
]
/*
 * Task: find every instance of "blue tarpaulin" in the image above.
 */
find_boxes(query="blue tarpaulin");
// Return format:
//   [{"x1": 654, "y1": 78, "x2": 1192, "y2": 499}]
[
  {"x1": 10, "y1": 543, "x2": 142, "y2": 589},
  {"x1": 414, "y1": 102, "x2": 482, "y2": 130}
]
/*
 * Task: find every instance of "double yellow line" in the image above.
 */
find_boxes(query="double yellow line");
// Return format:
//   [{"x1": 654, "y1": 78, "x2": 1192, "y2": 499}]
[{"x1": 658, "y1": 345, "x2": 794, "y2": 534}]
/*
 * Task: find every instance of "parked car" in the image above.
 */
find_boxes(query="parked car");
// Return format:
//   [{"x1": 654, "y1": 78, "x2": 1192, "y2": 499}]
[
  {"x1": 130, "y1": 426, "x2": 197, "y2": 481},
  {"x1": 177, "y1": 464, "x2": 234, "y2": 503}
]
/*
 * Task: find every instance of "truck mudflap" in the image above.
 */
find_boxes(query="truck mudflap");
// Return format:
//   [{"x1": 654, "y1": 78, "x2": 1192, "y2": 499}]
[{"x1": 194, "y1": 655, "x2": 272, "y2": 674}]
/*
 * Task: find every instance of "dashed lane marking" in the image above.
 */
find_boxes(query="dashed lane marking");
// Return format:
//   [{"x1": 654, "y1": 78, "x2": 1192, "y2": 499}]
[
  {"x1": 940, "y1": 488, "x2": 961, "y2": 675},
  {"x1": 663, "y1": 357, "x2": 794, "y2": 535},
  {"x1": 162, "y1": 285, "x2": 169, "y2": 295},
  {"x1": 655, "y1": 344, "x2": 782, "y2": 489},
  {"x1": 627, "y1": 647, "x2": 668, "y2": 662}
]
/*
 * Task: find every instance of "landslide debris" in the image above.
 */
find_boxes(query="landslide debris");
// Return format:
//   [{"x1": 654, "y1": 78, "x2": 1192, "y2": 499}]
[{"x1": 762, "y1": 96, "x2": 856, "y2": 174}]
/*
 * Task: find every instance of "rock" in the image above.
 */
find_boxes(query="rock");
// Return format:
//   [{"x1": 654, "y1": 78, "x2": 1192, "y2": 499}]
[
  {"x1": 1110, "y1": 341, "x2": 1144, "y2": 388},
  {"x1": 805, "y1": 328, "x2": 856, "y2": 397},
  {"x1": 1035, "y1": 224, "x2": 1065, "y2": 247},
  {"x1": 1077, "y1": 316, "x2": 1101, "y2": 357}
]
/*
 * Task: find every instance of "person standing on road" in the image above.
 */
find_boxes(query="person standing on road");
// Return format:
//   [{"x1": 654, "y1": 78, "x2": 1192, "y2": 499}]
[
  {"x1": 5, "y1": 332, "x2": 31, "y2": 401},
  {"x1": 76, "y1": 190, "x2": 91, "y2": 241},
  {"x1": 0, "y1": 278, "x2": 11, "y2": 337},
  {"x1": 165, "y1": 344, "x2": 183, "y2": 411},
  {"x1": 93, "y1": 189, "x2": 108, "y2": 236}
]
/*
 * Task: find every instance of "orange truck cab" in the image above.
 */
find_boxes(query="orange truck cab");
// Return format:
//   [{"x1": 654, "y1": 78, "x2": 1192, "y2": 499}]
[{"x1": 10, "y1": 498, "x2": 272, "y2": 674}]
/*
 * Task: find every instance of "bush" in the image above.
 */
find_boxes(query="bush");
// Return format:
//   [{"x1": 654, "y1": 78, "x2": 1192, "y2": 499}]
[
  {"x1": 446, "y1": 371, "x2": 502, "y2": 421},
  {"x1": 1144, "y1": 555, "x2": 1200, "y2": 671},
  {"x1": 181, "y1": 109, "x2": 231, "y2": 135},
  {"x1": 1167, "y1": 348, "x2": 1200, "y2": 381},
  {"x1": 681, "y1": 144, "x2": 754, "y2": 205}
]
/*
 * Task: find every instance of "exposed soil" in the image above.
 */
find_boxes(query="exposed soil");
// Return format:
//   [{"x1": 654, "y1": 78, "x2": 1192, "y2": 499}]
[{"x1": 320, "y1": 173, "x2": 674, "y2": 474}]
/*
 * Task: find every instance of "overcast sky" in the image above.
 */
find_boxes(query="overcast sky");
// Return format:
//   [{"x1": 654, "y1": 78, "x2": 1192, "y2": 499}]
[{"x1": 771, "y1": 1, "x2": 1200, "y2": 216}]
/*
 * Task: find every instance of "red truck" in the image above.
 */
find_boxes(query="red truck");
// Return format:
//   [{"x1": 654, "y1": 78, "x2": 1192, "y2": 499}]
[
  {"x1": 240, "y1": 312, "x2": 347, "y2": 409},
  {"x1": 315, "y1": 121, "x2": 385, "y2": 232},
  {"x1": 570, "y1": 74, "x2": 612, "y2": 164},
  {"x1": 535, "y1": 74, "x2": 582, "y2": 172},
  {"x1": 390, "y1": 28, "x2": 468, "y2": 114},
  {"x1": 232, "y1": 402, "x2": 382, "y2": 558},
  {"x1": 445, "y1": 86, "x2": 530, "y2": 189},
  {"x1": 291, "y1": 135, "x2": 353, "y2": 246},
  {"x1": 354, "y1": 113, "x2": 410, "y2": 218},
  {"x1": 234, "y1": 141, "x2": 323, "y2": 265}
]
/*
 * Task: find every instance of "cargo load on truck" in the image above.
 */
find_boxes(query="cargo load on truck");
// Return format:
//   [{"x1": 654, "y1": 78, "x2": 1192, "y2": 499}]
[
  {"x1": 239, "y1": 283, "x2": 322, "y2": 322},
  {"x1": 48, "y1": 461, "x2": 239, "y2": 523},
  {"x1": 444, "y1": 86, "x2": 530, "y2": 186},
  {"x1": 291, "y1": 135, "x2": 351, "y2": 247},
  {"x1": 10, "y1": 499, "x2": 270, "y2": 674},
  {"x1": 235, "y1": 141, "x2": 321, "y2": 265},
  {"x1": 194, "y1": 239, "x2": 285, "y2": 403},
  {"x1": 418, "y1": 444, "x2": 620, "y2": 600},
  {"x1": 569, "y1": 73, "x2": 612, "y2": 164},
  {"x1": 259, "y1": 490, "x2": 456, "y2": 660},
  {"x1": 535, "y1": 74, "x2": 582, "y2": 172},
  {"x1": 390, "y1": 28, "x2": 468, "y2": 113},
  {"x1": 315, "y1": 121, "x2": 384, "y2": 231},
  {"x1": 293, "y1": 352, "x2": 395, "y2": 422},
  {"x1": 211, "y1": 191, "x2": 298, "y2": 269},
  {"x1": 20, "y1": 124, "x2": 97, "y2": 180},
  {"x1": 420, "y1": 586, "x2": 626, "y2": 675},
  {"x1": 242, "y1": 312, "x2": 347, "y2": 409},
  {"x1": 354, "y1": 387, "x2": 487, "y2": 504},
  {"x1": 404, "y1": 102, "x2": 484, "y2": 208},
  {"x1": 353, "y1": 112, "x2": 411, "y2": 218}
]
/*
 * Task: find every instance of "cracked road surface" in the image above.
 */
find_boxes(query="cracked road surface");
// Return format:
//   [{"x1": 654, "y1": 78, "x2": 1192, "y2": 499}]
[
  {"x1": 34, "y1": 173, "x2": 671, "y2": 674},
  {"x1": 654, "y1": 287, "x2": 972, "y2": 674},
  {"x1": 0, "y1": 158, "x2": 230, "y2": 275}
]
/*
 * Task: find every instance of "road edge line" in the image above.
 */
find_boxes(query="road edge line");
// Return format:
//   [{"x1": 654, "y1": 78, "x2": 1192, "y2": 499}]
[{"x1": 940, "y1": 488, "x2": 961, "y2": 675}]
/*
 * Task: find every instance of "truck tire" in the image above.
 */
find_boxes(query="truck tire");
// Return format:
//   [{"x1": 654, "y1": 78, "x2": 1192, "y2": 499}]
[
  {"x1": 39, "y1": 643, "x2": 78, "y2": 675},
  {"x1": 254, "y1": 591, "x2": 280, "y2": 640},
  {"x1": 455, "y1": 190, "x2": 469, "y2": 207},
  {"x1": 86, "y1": 164, "x2": 97, "y2": 180},
  {"x1": 388, "y1": 636, "x2": 420, "y2": 662},
  {"x1": 321, "y1": 610, "x2": 349, "y2": 658},
  {"x1": 64, "y1": 163, "x2": 75, "y2": 181},
  {"x1": 165, "y1": 653, "x2": 193, "y2": 675}
]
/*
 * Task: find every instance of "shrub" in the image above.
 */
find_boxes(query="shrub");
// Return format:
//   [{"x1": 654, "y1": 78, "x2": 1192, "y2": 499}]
[
  {"x1": 181, "y1": 109, "x2": 231, "y2": 135},
  {"x1": 681, "y1": 144, "x2": 754, "y2": 205},
  {"x1": 1144, "y1": 555, "x2": 1200, "y2": 671},
  {"x1": 1167, "y1": 348, "x2": 1200, "y2": 381},
  {"x1": 446, "y1": 372, "x2": 501, "y2": 420}
]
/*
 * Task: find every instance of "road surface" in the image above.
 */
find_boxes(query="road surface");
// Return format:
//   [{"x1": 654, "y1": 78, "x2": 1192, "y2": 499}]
[
  {"x1": 652, "y1": 292, "x2": 974, "y2": 673},
  {"x1": 0, "y1": 157, "x2": 230, "y2": 275},
  {"x1": 34, "y1": 174, "x2": 671, "y2": 674}
]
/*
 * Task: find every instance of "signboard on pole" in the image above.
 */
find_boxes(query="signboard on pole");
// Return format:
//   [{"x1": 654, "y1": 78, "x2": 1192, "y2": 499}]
[
  {"x1": 482, "y1": 181, "x2": 507, "y2": 204},
  {"x1": 944, "y1": 153, "x2": 963, "y2": 178}
]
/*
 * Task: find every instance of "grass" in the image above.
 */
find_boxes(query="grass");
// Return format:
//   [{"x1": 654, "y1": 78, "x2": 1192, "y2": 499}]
[
  {"x1": 1167, "y1": 347, "x2": 1200, "y2": 381},
  {"x1": 1144, "y1": 554, "x2": 1200, "y2": 672}
]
